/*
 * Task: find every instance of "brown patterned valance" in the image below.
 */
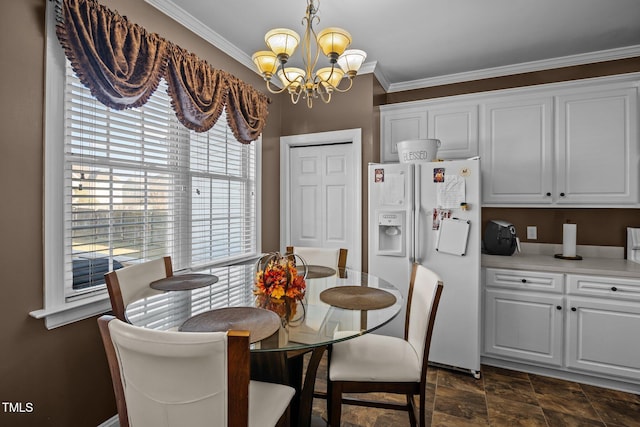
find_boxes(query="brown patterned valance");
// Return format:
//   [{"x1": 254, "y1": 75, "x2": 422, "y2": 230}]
[{"x1": 54, "y1": 0, "x2": 268, "y2": 142}]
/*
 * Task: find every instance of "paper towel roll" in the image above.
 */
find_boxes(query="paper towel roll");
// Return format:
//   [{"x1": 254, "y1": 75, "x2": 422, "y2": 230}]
[{"x1": 563, "y1": 224, "x2": 577, "y2": 257}]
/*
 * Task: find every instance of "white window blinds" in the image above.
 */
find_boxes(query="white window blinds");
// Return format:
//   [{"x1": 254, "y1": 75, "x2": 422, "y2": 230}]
[{"x1": 63, "y1": 64, "x2": 258, "y2": 299}]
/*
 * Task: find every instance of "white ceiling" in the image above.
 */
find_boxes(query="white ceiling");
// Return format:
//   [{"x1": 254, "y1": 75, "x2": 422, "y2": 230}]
[{"x1": 146, "y1": 0, "x2": 640, "y2": 92}]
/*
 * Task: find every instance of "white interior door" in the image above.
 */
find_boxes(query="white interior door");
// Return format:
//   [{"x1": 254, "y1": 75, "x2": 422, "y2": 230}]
[{"x1": 281, "y1": 129, "x2": 362, "y2": 270}]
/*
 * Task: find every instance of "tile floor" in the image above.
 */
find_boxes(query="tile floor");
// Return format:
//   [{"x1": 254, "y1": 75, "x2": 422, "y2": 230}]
[{"x1": 309, "y1": 355, "x2": 640, "y2": 426}]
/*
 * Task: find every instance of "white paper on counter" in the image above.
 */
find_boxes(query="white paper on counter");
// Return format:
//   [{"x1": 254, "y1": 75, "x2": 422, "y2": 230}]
[{"x1": 437, "y1": 175, "x2": 465, "y2": 209}]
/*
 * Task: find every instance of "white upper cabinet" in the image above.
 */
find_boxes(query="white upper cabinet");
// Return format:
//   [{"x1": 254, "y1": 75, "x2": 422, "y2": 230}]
[
  {"x1": 380, "y1": 106, "x2": 427, "y2": 163},
  {"x1": 427, "y1": 104, "x2": 478, "y2": 159},
  {"x1": 380, "y1": 74, "x2": 639, "y2": 207},
  {"x1": 481, "y1": 96, "x2": 554, "y2": 204},
  {"x1": 555, "y1": 86, "x2": 638, "y2": 205},
  {"x1": 380, "y1": 101, "x2": 478, "y2": 162},
  {"x1": 482, "y1": 77, "x2": 639, "y2": 206}
]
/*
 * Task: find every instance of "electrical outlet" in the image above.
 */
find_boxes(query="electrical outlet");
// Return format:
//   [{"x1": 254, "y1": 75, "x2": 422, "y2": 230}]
[{"x1": 527, "y1": 226, "x2": 537, "y2": 240}]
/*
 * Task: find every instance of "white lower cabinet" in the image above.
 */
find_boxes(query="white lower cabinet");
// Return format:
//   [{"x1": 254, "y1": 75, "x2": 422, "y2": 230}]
[
  {"x1": 566, "y1": 296, "x2": 640, "y2": 381},
  {"x1": 484, "y1": 268, "x2": 640, "y2": 386},
  {"x1": 565, "y1": 274, "x2": 640, "y2": 381},
  {"x1": 484, "y1": 288, "x2": 563, "y2": 366}
]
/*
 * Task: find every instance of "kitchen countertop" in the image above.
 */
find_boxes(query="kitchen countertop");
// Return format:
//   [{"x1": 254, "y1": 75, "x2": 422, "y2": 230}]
[{"x1": 482, "y1": 243, "x2": 640, "y2": 280}]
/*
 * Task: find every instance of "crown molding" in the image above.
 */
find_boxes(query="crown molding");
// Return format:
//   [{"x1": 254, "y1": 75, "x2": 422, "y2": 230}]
[
  {"x1": 145, "y1": 0, "x2": 256, "y2": 72},
  {"x1": 146, "y1": 1, "x2": 640, "y2": 95},
  {"x1": 387, "y1": 45, "x2": 640, "y2": 93}
]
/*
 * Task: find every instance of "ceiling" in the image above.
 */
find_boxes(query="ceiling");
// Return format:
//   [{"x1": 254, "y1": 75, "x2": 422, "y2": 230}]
[{"x1": 146, "y1": 0, "x2": 640, "y2": 92}]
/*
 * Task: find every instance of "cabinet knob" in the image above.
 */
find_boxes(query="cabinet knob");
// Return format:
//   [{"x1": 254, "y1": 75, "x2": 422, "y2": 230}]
[
  {"x1": 560, "y1": 192, "x2": 566, "y2": 197},
  {"x1": 571, "y1": 307, "x2": 577, "y2": 312},
  {"x1": 611, "y1": 286, "x2": 618, "y2": 292},
  {"x1": 546, "y1": 192, "x2": 551, "y2": 197},
  {"x1": 556, "y1": 305, "x2": 562, "y2": 310},
  {"x1": 521, "y1": 279, "x2": 527, "y2": 283}
]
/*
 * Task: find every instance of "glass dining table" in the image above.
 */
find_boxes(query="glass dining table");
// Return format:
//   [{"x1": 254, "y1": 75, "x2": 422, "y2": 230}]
[{"x1": 125, "y1": 261, "x2": 403, "y2": 427}]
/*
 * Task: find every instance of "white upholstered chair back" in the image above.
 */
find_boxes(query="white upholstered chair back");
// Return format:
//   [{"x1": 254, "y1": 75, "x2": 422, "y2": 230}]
[
  {"x1": 406, "y1": 264, "x2": 442, "y2": 368},
  {"x1": 286, "y1": 246, "x2": 347, "y2": 270},
  {"x1": 105, "y1": 257, "x2": 171, "y2": 320},
  {"x1": 107, "y1": 318, "x2": 231, "y2": 427},
  {"x1": 114, "y1": 258, "x2": 168, "y2": 307}
]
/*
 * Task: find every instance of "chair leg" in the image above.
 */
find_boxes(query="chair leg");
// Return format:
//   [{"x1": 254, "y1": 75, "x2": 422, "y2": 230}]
[
  {"x1": 406, "y1": 394, "x2": 417, "y2": 427},
  {"x1": 329, "y1": 381, "x2": 343, "y2": 427},
  {"x1": 419, "y1": 388, "x2": 426, "y2": 427}
]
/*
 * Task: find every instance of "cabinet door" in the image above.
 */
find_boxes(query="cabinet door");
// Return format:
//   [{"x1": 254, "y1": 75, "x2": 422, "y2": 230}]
[
  {"x1": 481, "y1": 97, "x2": 554, "y2": 204},
  {"x1": 556, "y1": 87, "x2": 638, "y2": 205},
  {"x1": 427, "y1": 104, "x2": 478, "y2": 159},
  {"x1": 380, "y1": 108, "x2": 427, "y2": 162},
  {"x1": 484, "y1": 289, "x2": 563, "y2": 366},
  {"x1": 566, "y1": 296, "x2": 640, "y2": 381}
]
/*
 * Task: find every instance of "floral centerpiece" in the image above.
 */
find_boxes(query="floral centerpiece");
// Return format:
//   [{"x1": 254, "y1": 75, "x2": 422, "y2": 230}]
[{"x1": 254, "y1": 252, "x2": 307, "y2": 325}]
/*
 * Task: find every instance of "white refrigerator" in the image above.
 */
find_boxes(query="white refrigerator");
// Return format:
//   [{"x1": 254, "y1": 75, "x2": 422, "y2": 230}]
[{"x1": 368, "y1": 158, "x2": 481, "y2": 378}]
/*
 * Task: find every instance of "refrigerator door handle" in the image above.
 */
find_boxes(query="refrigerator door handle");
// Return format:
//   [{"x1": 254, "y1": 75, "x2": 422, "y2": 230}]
[
  {"x1": 409, "y1": 209, "x2": 415, "y2": 262},
  {"x1": 414, "y1": 165, "x2": 421, "y2": 264}
]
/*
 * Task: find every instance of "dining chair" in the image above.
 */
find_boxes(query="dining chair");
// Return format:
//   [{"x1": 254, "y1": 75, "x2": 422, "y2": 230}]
[
  {"x1": 285, "y1": 246, "x2": 348, "y2": 270},
  {"x1": 98, "y1": 315, "x2": 295, "y2": 427},
  {"x1": 327, "y1": 263, "x2": 443, "y2": 427},
  {"x1": 104, "y1": 256, "x2": 173, "y2": 321}
]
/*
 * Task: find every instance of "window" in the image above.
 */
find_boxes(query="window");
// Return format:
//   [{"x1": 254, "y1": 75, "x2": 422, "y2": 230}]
[{"x1": 32, "y1": 4, "x2": 261, "y2": 328}]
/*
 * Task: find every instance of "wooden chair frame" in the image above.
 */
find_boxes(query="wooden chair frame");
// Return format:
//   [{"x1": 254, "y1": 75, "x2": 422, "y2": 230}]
[
  {"x1": 104, "y1": 256, "x2": 173, "y2": 321},
  {"x1": 327, "y1": 264, "x2": 443, "y2": 427}
]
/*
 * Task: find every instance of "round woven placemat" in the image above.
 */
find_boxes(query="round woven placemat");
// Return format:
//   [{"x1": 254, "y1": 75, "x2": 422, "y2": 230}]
[
  {"x1": 150, "y1": 273, "x2": 218, "y2": 291},
  {"x1": 297, "y1": 265, "x2": 336, "y2": 279},
  {"x1": 179, "y1": 307, "x2": 280, "y2": 343},
  {"x1": 319, "y1": 286, "x2": 397, "y2": 310}
]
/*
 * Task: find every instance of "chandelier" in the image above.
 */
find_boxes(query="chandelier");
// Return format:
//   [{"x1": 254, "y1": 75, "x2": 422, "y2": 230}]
[{"x1": 252, "y1": 0, "x2": 367, "y2": 108}]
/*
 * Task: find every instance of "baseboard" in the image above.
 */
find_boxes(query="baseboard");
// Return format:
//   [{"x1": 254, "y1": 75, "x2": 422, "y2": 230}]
[
  {"x1": 97, "y1": 414, "x2": 119, "y2": 427},
  {"x1": 481, "y1": 356, "x2": 640, "y2": 394}
]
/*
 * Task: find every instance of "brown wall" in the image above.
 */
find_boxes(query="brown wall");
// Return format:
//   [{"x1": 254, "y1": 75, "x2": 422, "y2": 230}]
[
  {"x1": 0, "y1": 1, "x2": 281, "y2": 425},
  {"x1": 385, "y1": 57, "x2": 640, "y2": 105},
  {"x1": 482, "y1": 208, "x2": 640, "y2": 248},
  {"x1": 273, "y1": 74, "x2": 382, "y2": 271}
]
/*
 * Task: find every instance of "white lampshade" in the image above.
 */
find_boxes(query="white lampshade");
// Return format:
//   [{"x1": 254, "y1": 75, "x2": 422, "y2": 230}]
[
  {"x1": 277, "y1": 67, "x2": 305, "y2": 90},
  {"x1": 337, "y1": 49, "x2": 367, "y2": 76},
  {"x1": 265, "y1": 28, "x2": 300, "y2": 58},
  {"x1": 316, "y1": 67, "x2": 345, "y2": 90}
]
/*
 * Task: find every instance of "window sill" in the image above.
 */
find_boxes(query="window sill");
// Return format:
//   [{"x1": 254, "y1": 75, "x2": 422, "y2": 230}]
[{"x1": 29, "y1": 293, "x2": 112, "y2": 329}]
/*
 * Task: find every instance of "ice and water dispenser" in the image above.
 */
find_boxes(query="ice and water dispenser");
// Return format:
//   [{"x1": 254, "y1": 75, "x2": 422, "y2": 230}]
[{"x1": 376, "y1": 211, "x2": 405, "y2": 256}]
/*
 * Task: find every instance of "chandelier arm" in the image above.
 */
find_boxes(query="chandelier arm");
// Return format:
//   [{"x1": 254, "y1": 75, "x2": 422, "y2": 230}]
[
  {"x1": 316, "y1": 84, "x2": 332, "y2": 104},
  {"x1": 264, "y1": 79, "x2": 289, "y2": 94},
  {"x1": 290, "y1": 89, "x2": 303, "y2": 105},
  {"x1": 330, "y1": 77, "x2": 354, "y2": 93}
]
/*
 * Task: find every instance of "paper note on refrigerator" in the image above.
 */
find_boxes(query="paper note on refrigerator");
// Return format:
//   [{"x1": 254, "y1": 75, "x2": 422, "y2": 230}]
[
  {"x1": 436, "y1": 217, "x2": 470, "y2": 256},
  {"x1": 381, "y1": 172, "x2": 405, "y2": 206},
  {"x1": 437, "y1": 174, "x2": 465, "y2": 209}
]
